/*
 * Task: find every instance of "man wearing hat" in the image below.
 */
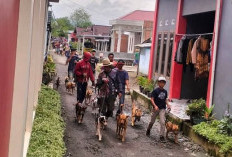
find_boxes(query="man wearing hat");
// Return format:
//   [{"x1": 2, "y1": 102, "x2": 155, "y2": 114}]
[
  {"x1": 146, "y1": 76, "x2": 171, "y2": 141},
  {"x1": 96, "y1": 59, "x2": 123, "y2": 119},
  {"x1": 115, "y1": 59, "x2": 130, "y2": 115},
  {"x1": 66, "y1": 48, "x2": 80, "y2": 80},
  {"x1": 74, "y1": 52, "x2": 95, "y2": 105}
]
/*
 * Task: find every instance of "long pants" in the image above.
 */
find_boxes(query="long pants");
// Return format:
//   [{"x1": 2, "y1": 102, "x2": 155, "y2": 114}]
[
  {"x1": 98, "y1": 95, "x2": 116, "y2": 118},
  {"x1": 149, "y1": 109, "x2": 166, "y2": 137},
  {"x1": 77, "y1": 82, "x2": 87, "y2": 103},
  {"x1": 117, "y1": 91, "x2": 125, "y2": 115}
]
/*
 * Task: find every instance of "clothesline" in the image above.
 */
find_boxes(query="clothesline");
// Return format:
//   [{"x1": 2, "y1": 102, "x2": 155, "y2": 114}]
[{"x1": 175, "y1": 32, "x2": 213, "y2": 36}]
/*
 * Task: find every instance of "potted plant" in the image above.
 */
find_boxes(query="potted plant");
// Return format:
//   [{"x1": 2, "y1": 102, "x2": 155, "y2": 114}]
[
  {"x1": 137, "y1": 76, "x2": 145, "y2": 92},
  {"x1": 186, "y1": 99, "x2": 207, "y2": 125}
]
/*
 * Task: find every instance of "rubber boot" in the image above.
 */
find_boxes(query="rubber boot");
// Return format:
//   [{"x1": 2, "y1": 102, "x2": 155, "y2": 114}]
[{"x1": 146, "y1": 123, "x2": 153, "y2": 136}]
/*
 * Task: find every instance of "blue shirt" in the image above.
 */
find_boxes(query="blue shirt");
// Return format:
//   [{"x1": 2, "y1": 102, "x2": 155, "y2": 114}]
[{"x1": 115, "y1": 69, "x2": 129, "y2": 91}]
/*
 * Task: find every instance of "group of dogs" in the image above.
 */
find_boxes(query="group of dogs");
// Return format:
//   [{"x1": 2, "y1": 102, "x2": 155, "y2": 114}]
[{"x1": 57, "y1": 77, "x2": 179, "y2": 143}]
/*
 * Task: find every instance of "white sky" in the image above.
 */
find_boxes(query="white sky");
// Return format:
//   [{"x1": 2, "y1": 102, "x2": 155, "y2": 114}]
[{"x1": 51, "y1": 0, "x2": 156, "y2": 25}]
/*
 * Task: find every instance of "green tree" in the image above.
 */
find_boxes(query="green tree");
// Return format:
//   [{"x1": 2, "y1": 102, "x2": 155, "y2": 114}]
[
  {"x1": 70, "y1": 8, "x2": 92, "y2": 28},
  {"x1": 51, "y1": 17, "x2": 74, "y2": 37}
]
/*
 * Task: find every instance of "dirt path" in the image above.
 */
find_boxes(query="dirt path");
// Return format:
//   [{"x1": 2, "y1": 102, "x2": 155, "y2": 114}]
[{"x1": 52, "y1": 54, "x2": 208, "y2": 157}]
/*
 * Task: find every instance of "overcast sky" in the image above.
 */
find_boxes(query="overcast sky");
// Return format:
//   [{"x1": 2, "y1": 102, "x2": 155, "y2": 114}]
[{"x1": 51, "y1": 0, "x2": 156, "y2": 25}]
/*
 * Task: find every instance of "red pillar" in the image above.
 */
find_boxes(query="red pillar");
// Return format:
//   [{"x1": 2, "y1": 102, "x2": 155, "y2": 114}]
[
  {"x1": 0, "y1": 1, "x2": 20, "y2": 156},
  {"x1": 206, "y1": 0, "x2": 223, "y2": 107},
  {"x1": 148, "y1": 0, "x2": 159, "y2": 80},
  {"x1": 169, "y1": 0, "x2": 187, "y2": 99}
]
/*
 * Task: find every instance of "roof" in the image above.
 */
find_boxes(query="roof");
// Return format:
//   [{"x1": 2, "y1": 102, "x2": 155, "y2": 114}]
[
  {"x1": 135, "y1": 43, "x2": 151, "y2": 48},
  {"x1": 118, "y1": 10, "x2": 154, "y2": 22},
  {"x1": 75, "y1": 25, "x2": 111, "y2": 37}
]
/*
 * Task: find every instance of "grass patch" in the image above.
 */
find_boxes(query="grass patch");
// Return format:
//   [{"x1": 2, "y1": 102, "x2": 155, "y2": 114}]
[
  {"x1": 27, "y1": 85, "x2": 66, "y2": 157},
  {"x1": 193, "y1": 120, "x2": 232, "y2": 154}
]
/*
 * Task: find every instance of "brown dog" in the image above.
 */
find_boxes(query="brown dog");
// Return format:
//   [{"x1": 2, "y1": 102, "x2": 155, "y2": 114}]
[
  {"x1": 65, "y1": 80, "x2": 75, "y2": 94},
  {"x1": 95, "y1": 115, "x2": 107, "y2": 141},
  {"x1": 116, "y1": 114, "x2": 129, "y2": 142},
  {"x1": 166, "y1": 121, "x2": 179, "y2": 143},
  {"x1": 85, "y1": 89, "x2": 93, "y2": 104},
  {"x1": 75, "y1": 103, "x2": 87, "y2": 124},
  {"x1": 131, "y1": 102, "x2": 142, "y2": 126}
]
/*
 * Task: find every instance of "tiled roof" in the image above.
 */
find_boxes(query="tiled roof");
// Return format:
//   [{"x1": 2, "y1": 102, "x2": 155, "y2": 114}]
[
  {"x1": 75, "y1": 25, "x2": 111, "y2": 36},
  {"x1": 119, "y1": 10, "x2": 154, "y2": 22}
]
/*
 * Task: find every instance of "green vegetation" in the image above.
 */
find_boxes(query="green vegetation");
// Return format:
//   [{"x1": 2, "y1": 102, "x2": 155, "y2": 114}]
[
  {"x1": 42, "y1": 55, "x2": 56, "y2": 85},
  {"x1": 27, "y1": 85, "x2": 66, "y2": 157},
  {"x1": 51, "y1": 17, "x2": 74, "y2": 37},
  {"x1": 186, "y1": 99, "x2": 214, "y2": 124},
  {"x1": 70, "y1": 8, "x2": 92, "y2": 28},
  {"x1": 193, "y1": 120, "x2": 232, "y2": 154}
]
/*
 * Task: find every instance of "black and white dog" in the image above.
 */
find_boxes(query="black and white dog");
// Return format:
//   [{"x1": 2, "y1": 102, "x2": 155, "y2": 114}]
[{"x1": 95, "y1": 114, "x2": 107, "y2": 141}]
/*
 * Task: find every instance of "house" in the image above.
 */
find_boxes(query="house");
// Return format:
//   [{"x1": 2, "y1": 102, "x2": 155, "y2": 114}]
[
  {"x1": 0, "y1": 0, "x2": 58, "y2": 156},
  {"x1": 74, "y1": 25, "x2": 111, "y2": 53},
  {"x1": 148, "y1": 0, "x2": 232, "y2": 119},
  {"x1": 109, "y1": 10, "x2": 154, "y2": 53}
]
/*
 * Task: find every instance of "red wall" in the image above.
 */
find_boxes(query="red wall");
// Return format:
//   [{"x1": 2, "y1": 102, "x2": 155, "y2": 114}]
[{"x1": 0, "y1": 1, "x2": 20, "y2": 156}]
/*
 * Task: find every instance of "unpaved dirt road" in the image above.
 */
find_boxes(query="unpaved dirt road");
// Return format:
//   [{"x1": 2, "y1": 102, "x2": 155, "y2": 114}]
[{"x1": 53, "y1": 54, "x2": 208, "y2": 157}]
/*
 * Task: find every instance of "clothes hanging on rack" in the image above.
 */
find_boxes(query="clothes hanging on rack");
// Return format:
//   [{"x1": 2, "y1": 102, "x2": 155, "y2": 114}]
[{"x1": 175, "y1": 33, "x2": 212, "y2": 79}]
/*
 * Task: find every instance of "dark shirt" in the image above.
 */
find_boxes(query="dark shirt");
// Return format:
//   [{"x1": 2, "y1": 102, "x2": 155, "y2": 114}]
[
  {"x1": 89, "y1": 56, "x2": 98, "y2": 72},
  {"x1": 115, "y1": 69, "x2": 129, "y2": 91},
  {"x1": 68, "y1": 55, "x2": 79, "y2": 71},
  {"x1": 151, "y1": 88, "x2": 168, "y2": 110}
]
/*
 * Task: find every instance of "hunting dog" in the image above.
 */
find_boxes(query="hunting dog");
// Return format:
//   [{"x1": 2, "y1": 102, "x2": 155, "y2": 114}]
[
  {"x1": 55, "y1": 77, "x2": 60, "y2": 89},
  {"x1": 165, "y1": 121, "x2": 179, "y2": 143},
  {"x1": 131, "y1": 102, "x2": 142, "y2": 126},
  {"x1": 75, "y1": 103, "x2": 87, "y2": 124},
  {"x1": 85, "y1": 89, "x2": 93, "y2": 104},
  {"x1": 116, "y1": 114, "x2": 129, "y2": 142},
  {"x1": 65, "y1": 77, "x2": 75, "y2": 94},
  {"x1": 91, "y1": 97, "x2": 98, "y2": 115},
  {"x1": 95, "y1": 114, "x2": 107, "y2": 141}
]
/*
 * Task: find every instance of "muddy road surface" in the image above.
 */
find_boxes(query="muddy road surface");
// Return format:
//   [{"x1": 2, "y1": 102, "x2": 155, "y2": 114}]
[{"x1": 53, "y1": 54, "x2": 208, "y2": 157}]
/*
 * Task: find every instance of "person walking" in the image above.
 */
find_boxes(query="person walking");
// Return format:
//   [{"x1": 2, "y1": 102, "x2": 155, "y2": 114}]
[
  {"x1": 74, "y1": 52, "x2": 95, "y2": 105},
  {"x1": 89, "y1": 49, "x2": 99, "y2": 76},
  {"x1": 146, "y1": 76, "x2": 171, "y2": 141},
  {"x1": 108, "y1": 53, "x2": 117, "y2": 68},
  {"x1": 66, "y1": 48, "x2": 79, "y2": 80},
  {"x1": 115, "y1": 59, "x2": 130, "y2": 115},
  {"x1": 96, "y1": 59, "x2": 123, "y2": 119}
]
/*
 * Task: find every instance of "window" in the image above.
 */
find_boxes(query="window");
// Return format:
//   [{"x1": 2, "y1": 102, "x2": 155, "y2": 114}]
[{"x1": 154, "y1": 32, "x2": 174, "y2": 77}]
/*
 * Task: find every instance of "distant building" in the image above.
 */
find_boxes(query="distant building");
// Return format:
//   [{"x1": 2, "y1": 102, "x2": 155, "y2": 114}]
[
  {"x1": 73, "y1": 25, "x2": 111, "y2": 53},
  {"x1": 109, "y1": 10, "x2": 154, "y2": 53}
]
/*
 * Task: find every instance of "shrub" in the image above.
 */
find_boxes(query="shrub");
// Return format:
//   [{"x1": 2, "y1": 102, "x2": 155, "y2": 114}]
[
  {"x1": 27, "y1": 85, "x2": 66, "y2": 157},
  {"x1": 193, "y1": 120, "x2": 232, "y2": 154}
]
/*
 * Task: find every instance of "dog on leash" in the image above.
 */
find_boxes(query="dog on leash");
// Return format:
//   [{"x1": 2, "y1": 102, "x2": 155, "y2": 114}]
[
  {"x1": 75, "y1": 103, "x2": 87, "y2": 124},
  {"x1": 165, "y1": 121, "x2": 179, "y2": 143},
  {"x1": 131, "y1": 102, "x2": 142, "y2": 126},
  {"x1": 95, "y1": 114, "x2": 107, "y2": 141},
  {"x1": 55, "y1": 77, "x2": 60, "y2": 89},
  {"x1": 85, "y1": 89, "x2": 93, "y2": 104},
  {"x1": 116, "y1": 114, "x2": 129, "y2": 142},
  {"x1": 65, "y1": 77, "x2": 75, "y2": 94},
  {"x1": 91, "y1": 97, "x2": 98, "y2": 115}
]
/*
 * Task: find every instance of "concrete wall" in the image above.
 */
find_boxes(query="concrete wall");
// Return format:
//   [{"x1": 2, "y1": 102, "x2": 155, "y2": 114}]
[
  {"x1": 139, "y1": 47, "x2": 151, "y2": 75},
  {"x1": 213, "y1": 0, "x2": 232, "y2": 119},
  {"x1": 183, "y1": 0, "x2": 216, "y2": 16},
  {"x1": 0, "y1": 0, "x2": 50, "y2": 156},
  {"x1": 156, "y1": 0, "x2": 178, "y2": 32}
]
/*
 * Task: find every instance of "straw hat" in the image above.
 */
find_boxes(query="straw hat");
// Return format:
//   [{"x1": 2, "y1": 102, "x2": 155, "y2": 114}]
[{"x1": 102, "y1": 59, "x2": 111, "y2": 66}]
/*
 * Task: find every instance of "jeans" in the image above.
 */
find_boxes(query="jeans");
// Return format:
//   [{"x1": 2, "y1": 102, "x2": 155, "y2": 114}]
[
  {"x1": 77, "y1": 82, "x2": 87, "y2": 103},
  {"x1": 117, "y1": 91, "x2": 125, "y2": 115}
]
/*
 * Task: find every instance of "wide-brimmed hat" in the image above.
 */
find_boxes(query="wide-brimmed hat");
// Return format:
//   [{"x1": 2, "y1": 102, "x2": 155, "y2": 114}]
[
  {"x1": 102, "y1": 59, "x2": 111, "y2": 66},
  {"x1": 70, "y1": 48, "x2": 77, "y2": 51}
]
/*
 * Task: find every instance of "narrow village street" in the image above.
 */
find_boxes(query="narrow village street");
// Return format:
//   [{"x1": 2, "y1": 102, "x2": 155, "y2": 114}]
[{"x1": 53, "y1": 54, "x2": 208, "y2": 157}]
